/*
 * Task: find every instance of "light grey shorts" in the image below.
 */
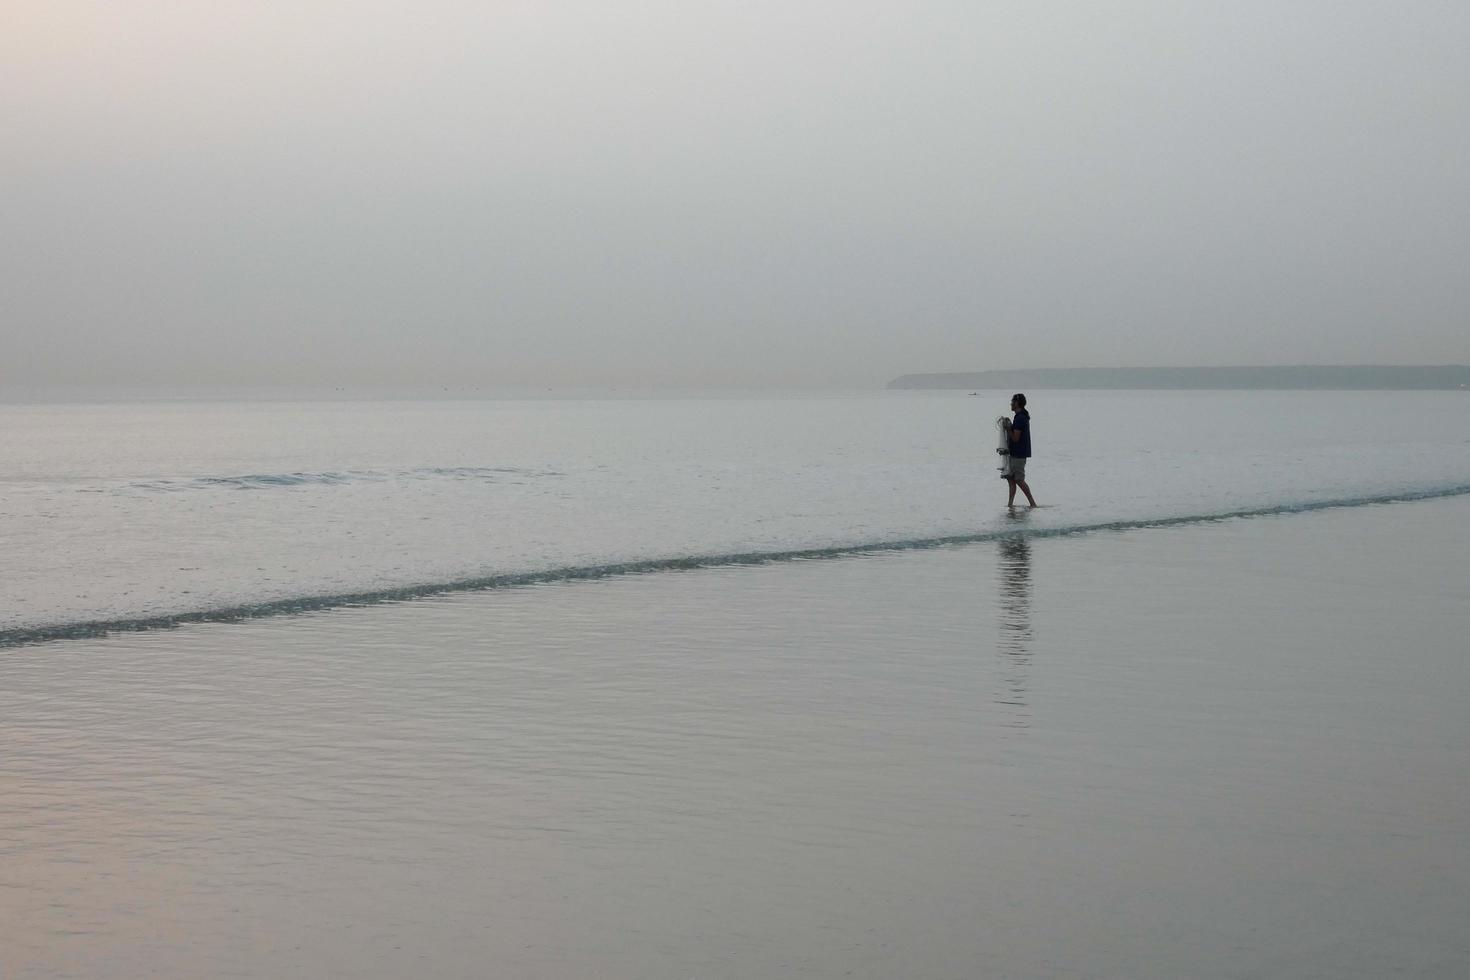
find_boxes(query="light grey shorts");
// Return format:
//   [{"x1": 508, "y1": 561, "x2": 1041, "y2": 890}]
[{"x1": 1006, "y1": 456, "x2": 1028, "y2": 480}]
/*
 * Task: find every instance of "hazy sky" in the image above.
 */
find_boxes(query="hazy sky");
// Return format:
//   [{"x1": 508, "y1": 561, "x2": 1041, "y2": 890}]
[{"x1": 5, "y1": 1, "x2": 1468, "y2": 388}]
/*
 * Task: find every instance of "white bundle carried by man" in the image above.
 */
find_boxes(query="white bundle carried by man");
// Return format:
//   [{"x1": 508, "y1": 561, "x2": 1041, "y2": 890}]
[{"x1": 995, "y1": 416, "x2": 1012, "y2": 478}]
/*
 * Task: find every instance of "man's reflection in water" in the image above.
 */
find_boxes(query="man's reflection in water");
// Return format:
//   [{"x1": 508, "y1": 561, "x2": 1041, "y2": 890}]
[{"x1": 995, "y1": 515, "x2": 1034, "y2": 725}]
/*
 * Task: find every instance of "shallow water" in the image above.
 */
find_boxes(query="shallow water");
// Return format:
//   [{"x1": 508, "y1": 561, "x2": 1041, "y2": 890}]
[
  {"x1": 3, "y1": 494, "x2": 1467, "y2": 978},
  {"x1": 4, "y1": 389, "x2": 1470, "y2": 638}
]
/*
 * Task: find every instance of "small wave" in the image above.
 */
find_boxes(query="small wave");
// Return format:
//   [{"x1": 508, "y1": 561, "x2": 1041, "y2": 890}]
[
  {"x1": 128, "y1": 471, "x2": 376, "y2": 492},
  {"x1": 413, "y1": 466, "x2": 544, "y2": 479},
  {"x1": 7, "y1": 483, "x2": 1468, "y2": 648},
  {"x1": 203, "y1": 471, "x2": 362, "y2": 489},
  {"x1": 121, "y1": 466, "x2": 552, "y2": 493}
]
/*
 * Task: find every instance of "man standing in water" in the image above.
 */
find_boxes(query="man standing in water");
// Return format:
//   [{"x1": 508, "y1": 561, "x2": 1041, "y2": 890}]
[{"x1": 1003, "y1": 393, "x2": 1037, "y2": 507}]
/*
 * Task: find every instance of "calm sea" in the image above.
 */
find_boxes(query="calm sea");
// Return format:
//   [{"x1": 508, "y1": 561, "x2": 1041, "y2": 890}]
[
  {"x1": 2, "y1": 390, "x2": 1468, "y2": 978},
  {"x1": 4, "y1": 389, "x2": 1468, "y2": 640}
]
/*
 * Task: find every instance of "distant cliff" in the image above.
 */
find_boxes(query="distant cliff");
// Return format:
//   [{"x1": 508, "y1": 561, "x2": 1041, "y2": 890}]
[{"x1": 887, "y1": 366, "x2": 1470, "y2": 390}]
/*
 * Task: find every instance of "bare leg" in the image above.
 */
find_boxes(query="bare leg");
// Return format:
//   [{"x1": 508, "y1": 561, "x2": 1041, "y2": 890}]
[
  {"x1": 1005, "y1": 476, "x2": 1018, "y2": 506},
  {"x1": 1014, "y1": 478, "x2": 1037, "y2": 507}
]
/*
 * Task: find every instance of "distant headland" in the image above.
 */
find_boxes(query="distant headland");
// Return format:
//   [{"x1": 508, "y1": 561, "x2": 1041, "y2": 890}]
[{"x1": 887, "y1": 365, "x2": 1470, "y2": 391}]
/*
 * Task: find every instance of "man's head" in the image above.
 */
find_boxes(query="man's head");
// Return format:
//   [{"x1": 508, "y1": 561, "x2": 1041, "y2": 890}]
[{"x1": 1011, "y1": 393, "x2": 1027, "y2": 412}]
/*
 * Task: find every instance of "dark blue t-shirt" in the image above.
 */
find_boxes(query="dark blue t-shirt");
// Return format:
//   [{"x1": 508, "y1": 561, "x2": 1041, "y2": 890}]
[{"x1": 1010, "y1": 410, "x2": 1031, "y2": 458}]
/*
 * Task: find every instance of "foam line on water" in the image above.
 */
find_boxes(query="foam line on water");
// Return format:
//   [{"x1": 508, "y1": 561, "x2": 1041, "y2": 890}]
[{"x1": 5, "y1": 483, "x2": 1468, "y2": 648}]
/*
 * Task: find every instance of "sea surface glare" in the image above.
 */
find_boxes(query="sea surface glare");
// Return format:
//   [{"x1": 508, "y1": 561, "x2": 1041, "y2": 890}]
[{"x1": 2, "y1": 389, "x2": 1469, "y2": 979}]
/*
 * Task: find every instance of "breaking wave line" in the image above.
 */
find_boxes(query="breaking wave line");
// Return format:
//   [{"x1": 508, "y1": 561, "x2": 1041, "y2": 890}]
[{"x1": 5, "y1": 482, "x2": 1468, "y2": 648}]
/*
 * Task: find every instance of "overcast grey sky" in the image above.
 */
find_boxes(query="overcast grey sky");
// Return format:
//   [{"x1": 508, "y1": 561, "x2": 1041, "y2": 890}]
[{"x1": 4, "y1": 1, "x2": 1468, "y2": 388}]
